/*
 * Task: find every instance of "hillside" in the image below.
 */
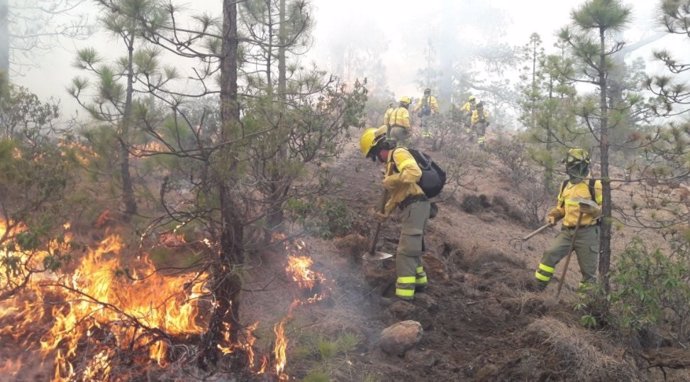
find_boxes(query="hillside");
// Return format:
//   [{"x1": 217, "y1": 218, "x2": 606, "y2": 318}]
[
  {"x1": 237, "y1": 129, "x2": 690, "y2": 381},
  {"x1": 1, "y1": 128, "x2": 689, "y2": 382}
]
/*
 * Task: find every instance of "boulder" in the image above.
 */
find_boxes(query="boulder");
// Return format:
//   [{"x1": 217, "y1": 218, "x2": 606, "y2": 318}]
[{"x1": 379, "y1": 320, "x2": 423, "y2": 356}]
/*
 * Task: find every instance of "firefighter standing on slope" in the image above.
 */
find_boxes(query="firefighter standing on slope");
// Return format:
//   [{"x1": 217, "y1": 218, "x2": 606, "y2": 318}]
[
  {"x1": 384, "y1": 96, "x2": 412, "y2": 145},
  {"x1": 470, "y1": 101, "x2": 489, "y2": 147},
  {"x1": 413, "y1": 88, "x2": 439, "y2": 139},
  {"x1": 360, "y1": 127, "x2": 431, "y2": 301},
  {"x1": 533, "y1": 148, "x2": 602, "y2": 291},
  {"x1": 461, "y1": 95, "x2": 478, "y2": 134}
]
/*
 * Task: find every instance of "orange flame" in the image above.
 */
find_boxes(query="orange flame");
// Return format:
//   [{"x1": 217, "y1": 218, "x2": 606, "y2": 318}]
[
  {"x1": 273, "y1": 317, "x2": 289, "y2": 380},
  {"x1": 1, "y1": 221, "x2": 210, "y2": 381},
  {"x1": 272, "y1": 236, "x2": 330, "y2": 379},
  {"x1": 286, "y1": 255, "x2": 317, "y2": 289}
]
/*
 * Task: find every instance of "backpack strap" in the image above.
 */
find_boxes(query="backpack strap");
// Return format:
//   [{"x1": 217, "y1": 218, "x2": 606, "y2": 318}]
[
  {"x1": 558, "y1": 179, "x2": 568, "y2": 208},
  {"x1": 588, "y1": 178, "x2": 602, "y2": 226},
  {"x1": 588, "y1": 178, "x2": 597, "y2": 205}
]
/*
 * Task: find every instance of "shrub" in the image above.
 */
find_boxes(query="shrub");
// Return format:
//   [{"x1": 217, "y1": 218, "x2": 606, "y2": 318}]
[
  {"x1": 285, "y1": 197, "x2": 355, "y2": 239},
  {"x1": 608, "y1": 238, "x2": 690, "y2": 342}
]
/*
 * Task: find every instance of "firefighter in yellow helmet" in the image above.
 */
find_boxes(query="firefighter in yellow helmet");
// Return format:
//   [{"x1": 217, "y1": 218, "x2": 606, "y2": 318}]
[
  {"x1": 413, "y1": 88, "x2": 439, "y2": 139},
  {"x1": 359, "y1": 127, "x2": 431, "y2": 301},
  {"x1": 470, "y1": 101, "x2": 489, "y2": 147},
  {"x1": 383, "y1": 96, "x2": 412, "y2": 145},
  {"x1": 533, "y1": 148, "x2": 602, "y2": 292}
]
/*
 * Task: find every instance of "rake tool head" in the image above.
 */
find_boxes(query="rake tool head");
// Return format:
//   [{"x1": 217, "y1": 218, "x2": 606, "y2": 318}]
[
  {"x1": 509, "y1": 237, "x2": 524, "y2": 251},
  {"x1": 362, "y1": 251, "x2": 394, "y2": 261}
]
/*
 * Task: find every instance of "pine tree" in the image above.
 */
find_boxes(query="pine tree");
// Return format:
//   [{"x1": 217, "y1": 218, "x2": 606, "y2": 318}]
[
  {"x1": 69, "y1": 0, "x2": 169, "y2": 218},
  {"x1": 559, "y1": 0, "x2": 632, "y2": 290}
]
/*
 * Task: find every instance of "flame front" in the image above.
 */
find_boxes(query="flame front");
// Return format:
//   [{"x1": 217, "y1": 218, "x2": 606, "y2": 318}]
[
  {"x1": 0, "y1": 222, "x2": 209, "y2": 381},
  {"x1": 1, "y1": 223, "x2": 330, "y2": 381}
]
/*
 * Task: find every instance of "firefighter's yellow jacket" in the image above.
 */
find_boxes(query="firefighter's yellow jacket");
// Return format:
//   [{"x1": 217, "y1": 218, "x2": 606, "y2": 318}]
[
  {"x1": 461, "y1": 100, "x2": 476, "y2": 114},
  {"x1": 555, "y1": 179, "x2": 603, "y2": 227},
  {"x1": 382, "y1": 148, "x2": 424, "y2": 214},
  {"x1": 471, "y1": 108, "x2": 489, "y2": 125},
  {"x1": 385, "y1": 107, "x2": 410, "y2": 129}
]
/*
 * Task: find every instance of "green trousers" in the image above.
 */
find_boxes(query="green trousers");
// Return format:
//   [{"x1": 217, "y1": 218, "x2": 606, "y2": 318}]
[
  {"x1": 396, "y1": 199, "x2": 430, "y2": 299},
  {"x1": 535, "y1": 225, "x2": 599, "y2": 285}
]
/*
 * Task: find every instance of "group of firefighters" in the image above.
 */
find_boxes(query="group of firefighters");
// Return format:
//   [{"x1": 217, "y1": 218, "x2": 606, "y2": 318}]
[
  {"x1": 382, "y1": 89, "x2": 490, "y2": 148},
  {"x1": 360, "y1": 88, "x2": 602, "y2": 302}
]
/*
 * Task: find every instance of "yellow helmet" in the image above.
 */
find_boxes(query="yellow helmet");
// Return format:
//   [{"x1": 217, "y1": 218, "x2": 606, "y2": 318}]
[
  {"x1": 399, "y1": 96, "x2": 411, "y2": 105},
  {"x1": 565, "y1": 148, "x2": 590, "y2": 164},
  {"x1": 359, "y1": 127, "x2": 386, "y2": 157},
  {"x1": 468, "y1": 95, "x2": 476, "y2": 102}
]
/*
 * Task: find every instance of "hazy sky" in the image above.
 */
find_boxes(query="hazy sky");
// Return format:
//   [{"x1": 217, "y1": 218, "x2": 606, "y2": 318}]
[{"x1": 14, "y1": 0, "x2": 669, "y2": 118}]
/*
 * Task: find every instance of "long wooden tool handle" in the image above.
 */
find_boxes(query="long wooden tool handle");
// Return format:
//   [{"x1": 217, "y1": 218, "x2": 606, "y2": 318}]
[
  {"x1": 522, "y1": 223, "x2": 553, "y2": 241},
  {"x1": 556, "y1": 212, "x2": 584, "y2": 300},
  {"x1": 368, "y1": 190, "x2": 389, "y2": 255}
]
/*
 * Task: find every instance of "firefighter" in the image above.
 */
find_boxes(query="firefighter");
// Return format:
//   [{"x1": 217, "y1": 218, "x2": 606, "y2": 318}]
[
  {"x1": 460, "y1": 95, "x2": 477, "y2": 130},
  {"x1": 470, "y1": 101, "x2": 489, "y2": 147},
  {"x1": 359, "y1": 127, "x2": 431, "y2": 301},
  {"x1": 413, "y1": 88, "x2": 439, "y2": 139},
  {"x1": 384, "y1": 96, "x2": 412, "y2": 145},
  {"x1": 533, "y1": 148, "x2": 602, "y2": 292}
]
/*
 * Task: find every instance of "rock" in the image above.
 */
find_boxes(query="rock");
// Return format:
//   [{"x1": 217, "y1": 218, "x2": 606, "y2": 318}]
[{"x1": 379, "y1": 320, "x2": 423, "y2": 356}]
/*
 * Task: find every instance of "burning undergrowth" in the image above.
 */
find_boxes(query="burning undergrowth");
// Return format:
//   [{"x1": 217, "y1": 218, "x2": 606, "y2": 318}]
[{"x1": 0, "y1": 221, "x2": 330, "y2": 381}]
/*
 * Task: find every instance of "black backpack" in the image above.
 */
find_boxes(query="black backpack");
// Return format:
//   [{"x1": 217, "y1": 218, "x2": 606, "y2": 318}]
[{"x1": 405, "y1": 148, "x2": 446, "y2": 198}]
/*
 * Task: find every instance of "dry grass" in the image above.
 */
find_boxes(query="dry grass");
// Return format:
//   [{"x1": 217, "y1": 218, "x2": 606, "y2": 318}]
[{"x1": 524, "y1": 317, "x2": 642, "y2": 381}]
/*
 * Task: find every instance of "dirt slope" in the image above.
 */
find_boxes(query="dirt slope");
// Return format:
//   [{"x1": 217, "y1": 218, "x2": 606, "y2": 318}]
[{"x1": 246, "y1": 131, "x2": 689, "y2": 382}]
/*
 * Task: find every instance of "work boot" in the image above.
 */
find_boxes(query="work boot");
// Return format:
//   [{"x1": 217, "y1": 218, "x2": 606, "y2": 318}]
[{"x1": 528, "y1": 279, "x2": 548, "y2": 292}]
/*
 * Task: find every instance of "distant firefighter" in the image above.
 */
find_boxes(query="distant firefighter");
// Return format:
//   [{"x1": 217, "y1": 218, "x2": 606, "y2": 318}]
[{"x1": 384, "y1": 96, "x2": 412, "y2": 145}]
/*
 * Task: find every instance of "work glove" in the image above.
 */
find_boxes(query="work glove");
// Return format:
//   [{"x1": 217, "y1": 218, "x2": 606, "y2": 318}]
[
  {"x1": 546, "y1": 207, "x2": 564, "y2": 225},
  {"x1": 369, "y1": 208, "x2": 389, "y2": 223},
  {"x1": 579, "y1": 203, "x2": 601, "y2": 218}
]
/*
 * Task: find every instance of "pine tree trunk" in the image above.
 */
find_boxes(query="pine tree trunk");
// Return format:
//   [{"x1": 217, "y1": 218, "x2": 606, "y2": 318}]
[
  {"x1": 598, "y1": 28, "x2": 612, "y2": 291},
  {"x1": 265, "y1": 0, "x2": 289, "y2": 240},
  {"x1": 199, "y1": 0, "x2": 244, "y2": 369},
  {"x1": 121, "y1": 34, "x2": 137, "y2": 218}
]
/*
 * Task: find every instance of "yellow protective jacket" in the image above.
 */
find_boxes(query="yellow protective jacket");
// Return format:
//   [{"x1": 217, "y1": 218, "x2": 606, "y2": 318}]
[
  {"x1": 385, "y1": 107, "x2": 410, "y2": 129},
  {"x1": 383, "y1": 105, "x2": 394, "y2": 125},
  {"x1": 383, "y1": 148, "x2": 424, "y2": 214},
  {"x1": 555, "y1": 179, "x2": 603, "y2": 227},
  {"x1": 471, "y1": 109, "x2": 488, "y2": 125},
  {"x1": 461, "y1": 101, "x2": 476, "y2": 114},
  {"x1": 413, "y1": 95, "x2": 439, "y2": 114}
]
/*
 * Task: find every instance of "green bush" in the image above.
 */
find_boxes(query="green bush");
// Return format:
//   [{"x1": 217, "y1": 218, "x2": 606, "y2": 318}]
[
  {"x1": 608, "y1": 238, "x2": 690, "y2": 340},
  {"x1": 285, "y1": 197, "x2": 354, "y2": 239}
]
